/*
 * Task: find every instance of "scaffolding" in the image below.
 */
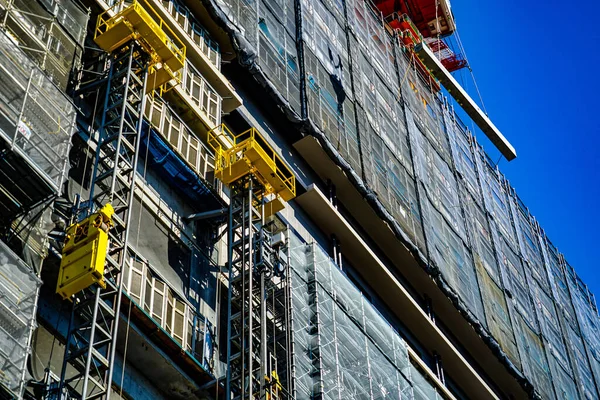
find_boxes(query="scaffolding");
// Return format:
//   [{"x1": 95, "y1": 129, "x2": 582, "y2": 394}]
[
  {"x1": 289, "y1": 234, "x2": 445, "y2": 399},
  {"x1": 0, "y1": 240, "x2": 41, "y2": 398},
  {"x1": 0, "y1": 28, "x2": 76, "y2": 220},
  {"x1": 0, "y1": 0, "x2": 87, "y2": 90},
  {"x1": 58, "y1": 42, "x2": 150, "y2": 400},
  {"x1": 217, "y1": 0, "x2": 302, "y2": 115},
  {"x1": 206, "y1": 0, "x2": 600, "y2": 397},
  {"x1": 224, "y1": 177, "x2": 289, "y2": 400},
  {"x1": 208, "y1": 123, "x2": 295, "y2": 400}
]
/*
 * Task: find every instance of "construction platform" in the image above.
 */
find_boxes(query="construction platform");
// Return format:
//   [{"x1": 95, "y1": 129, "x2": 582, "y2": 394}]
[
  {"x1": 208, "y1": 124, "x2": 296, "y2": 202},
  {"x1": 94, "y1": 0, "x2": 186, "y2": 91}
]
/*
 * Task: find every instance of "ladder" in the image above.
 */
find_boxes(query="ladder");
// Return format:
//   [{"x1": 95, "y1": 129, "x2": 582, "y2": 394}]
[
  {"x1": 226, "y1": 176, "x2": 267, "y2": 400},
  {"x1": 57, "y1": 43, "x2": 149, "y2": 400}
]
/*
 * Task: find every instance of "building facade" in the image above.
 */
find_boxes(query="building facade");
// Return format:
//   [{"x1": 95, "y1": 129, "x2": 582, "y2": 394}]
[{"x1": 0, "y1": 0, "x2": 598, "y2": 399}]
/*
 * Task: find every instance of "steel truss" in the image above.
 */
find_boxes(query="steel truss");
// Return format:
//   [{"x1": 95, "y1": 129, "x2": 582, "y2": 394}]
[
  {"x1": 57, "y1": 43, "x2": 148, "y2": 400},
  {"x1": 226, "y1": 177, "x2": 292, "y2": 400}
]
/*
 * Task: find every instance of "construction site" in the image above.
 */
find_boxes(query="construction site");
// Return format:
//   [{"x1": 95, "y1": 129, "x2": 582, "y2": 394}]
[{"x1": 0, "y1": 0, "x2": 597, "y2": 398}]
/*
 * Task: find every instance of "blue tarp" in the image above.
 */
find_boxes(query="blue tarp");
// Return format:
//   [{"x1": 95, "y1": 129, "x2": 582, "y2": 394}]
[{"x1": 140, "y1": 121, "x2": 224, "y2": 209}]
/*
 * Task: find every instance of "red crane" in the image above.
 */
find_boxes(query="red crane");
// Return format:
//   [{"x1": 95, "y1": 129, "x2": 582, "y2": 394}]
[
  {"x1": 375, "y1": 0, "x2": 469, "y2": 74},
  {"x1": 373, "y1": 0, "x2": 455, "y2": 38},
  {"x1": 425, "y1": 37, "x2": 468, "y2": 72}
]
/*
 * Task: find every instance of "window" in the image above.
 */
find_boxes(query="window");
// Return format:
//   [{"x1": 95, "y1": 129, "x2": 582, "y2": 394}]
[
  {"x1": 175, "y1": 5, "x2": 187, "y2": 29},
  {"x1": 166, "y1": 290, "x2": 174, "y2": 333},
  {"x1": 189, "y1": 137, "x2": 199, "y2": 171},
  {"x1": 151, "y1": 279, "x2": 167, "y2": 326},
  {"x1": 187, "y1": 311, "x2": 194, "y2": 353},
  {"x1": 182, "y1": 130, "x2": 190, "y2": 161},
  {"x1": 159, "y1": 0, "x2": 220, "y2": 67},
  {"x1": 143, "y1": 97, "x2": 215, "y2": 183},
  {"x1": 145, "y1": 99, "x2": 162, "y2": 129},
  {"x1": 129, "y1": 259, "x2": 145, "y2": 305},
  {"x1": 169, "y1": 117, "x2": 181, "y2": 148},
  {"x1": 194, "y1": 317, "x2": 206, "y2": 359},
  {"x1": 181, "y1": 63, "x2": 221, "y2": 125},
  {"x1": 172, "y1": 298, "x2": 186, "y2": 345},
  {"x1": 120, "y1": 254, "x2": 213, "y2": 362},
  {"x1": 144, "y1": 268, "x2": 152, "y2": 314}
]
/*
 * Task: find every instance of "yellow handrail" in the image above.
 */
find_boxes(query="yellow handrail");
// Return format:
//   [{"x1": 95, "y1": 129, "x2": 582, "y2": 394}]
[
  {"x1": 137, "y1": 0, "x2": 186, "y2": 62},
  {"x1": 207, "y1": 123, "x2": 235, "y2": 151},
  {"x1": 208, "y1": 124, "x2": 296, "y2": 200},
  {"x1": 95, "y1": 0, "x2": 186, "y2": 67}
]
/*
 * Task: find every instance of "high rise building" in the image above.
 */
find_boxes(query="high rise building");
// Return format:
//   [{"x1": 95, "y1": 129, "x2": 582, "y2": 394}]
[{"x1": 0, "y1": 0, "x2": 597, "y2": 399}]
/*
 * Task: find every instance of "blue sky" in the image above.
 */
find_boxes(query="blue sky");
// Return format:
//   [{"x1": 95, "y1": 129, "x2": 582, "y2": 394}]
[{"x1": 450, "y1": 0, "x2": 600, "y2": 295}]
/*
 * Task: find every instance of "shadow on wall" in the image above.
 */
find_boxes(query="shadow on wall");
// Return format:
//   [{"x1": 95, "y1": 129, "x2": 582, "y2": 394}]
[
  {"x1": 189, "y1": 219, "x2": 221, "y2": 318},
  {"x1": 130, "y1": 197, "x2": 190, "y2": 294}
]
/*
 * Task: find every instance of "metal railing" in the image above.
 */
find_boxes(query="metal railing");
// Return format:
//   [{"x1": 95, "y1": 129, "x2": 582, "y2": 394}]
[
  {"x1": 95, "y1": 0, "x2": 186, "y2": 69},
  {"x1": 122, "y1": 256, "x2": 214, "y2": 371},
  {"x1": 208, "y1": 125, "x2": 296, "y2": 200},
  {"x1": 158, "y1": 0, "x2": 220, "y2": 67},
  {"x1": 178, "y1": 60, "x2": 221, "y2": 126},
  {"x1": 0, "y1": 30, "x2": 76, "y2": 191},
  {"x1": 0, "y1": 0, "x2": 83, "y2": 90},
  {"x1": 145, "y1": 96, "x2": 215, "y2": 181}
]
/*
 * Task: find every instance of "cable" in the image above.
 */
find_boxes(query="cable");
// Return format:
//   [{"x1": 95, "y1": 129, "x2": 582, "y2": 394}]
[
  {"x1": 47, "y1": 302, "x2": 66, "y2": 371},
  {"x1": 454, "y1": 29, "x2": 488, "y2": 115},
  {"x1": 397, "y1": 50, "x2": 416, "y2": 101},
  {"x1": 435, "y1": 0, "x2": 441, "y2": 61},
  {"x1": 493, "y1": 154, "x2": 503, "y2": 168},
  {"x1": 469, "y1": 66, "x2": 488, "y2": 115},
  {"x1": 120, "y1": 68, "x2": 157, "y2": 397},
  {"x1": 134, "y1": 99, "x2": 153, "y2": 250},
  {"x1": 79, "y1": 89, "x2": 101, "y2": 202},
  {"x1": 119, "y1": 297, "x2": 134, "y2": 397}
]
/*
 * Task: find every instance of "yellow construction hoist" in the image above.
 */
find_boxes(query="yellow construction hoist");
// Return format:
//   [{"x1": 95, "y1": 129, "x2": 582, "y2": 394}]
[
  {"x1": 56, "y1": 204, "x2": 114, "y2": 300},
  {"x1": 208, "y1": 123, "x2": 296, "y2": 400},
  {"x1": 53, "y1": 1, "x2": 186, "y2": 398}
]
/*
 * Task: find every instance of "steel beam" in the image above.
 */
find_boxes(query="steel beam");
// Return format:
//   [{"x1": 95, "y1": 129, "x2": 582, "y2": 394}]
[{"x1": 415, "y1": 43, "x2": 517, "y2": 161}]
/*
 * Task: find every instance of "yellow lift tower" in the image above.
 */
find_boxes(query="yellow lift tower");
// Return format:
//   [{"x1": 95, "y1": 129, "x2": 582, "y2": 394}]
[
  {"x1": 55, "y1": 1, "x2": 184, "y2": 399},
  {"x1": 208, "y1": 125, "x2": 295, "y2": 400}
]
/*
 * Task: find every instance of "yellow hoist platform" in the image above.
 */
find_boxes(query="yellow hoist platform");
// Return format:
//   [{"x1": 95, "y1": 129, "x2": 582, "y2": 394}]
[
  {"x1": 56, "y1": 204, "x2": 114, "y2": 300},
  {"x1": 94, "y1": 0, "x2": 186, "y2": 91},
  {"x1": 208, "y1": 125, "x2": 296, "y2": 210}
]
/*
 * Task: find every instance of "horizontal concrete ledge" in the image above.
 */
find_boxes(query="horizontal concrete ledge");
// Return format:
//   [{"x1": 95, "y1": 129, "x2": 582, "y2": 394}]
[
  {"x1": 295, "y1": 183, "x2": 498, "y2": 400},
  {"x1": 415, "y1": 43, "x2": 517, "y2": 161},
  {"x1": 407, "y1": 346, "x2": 457, "y2": 400}
]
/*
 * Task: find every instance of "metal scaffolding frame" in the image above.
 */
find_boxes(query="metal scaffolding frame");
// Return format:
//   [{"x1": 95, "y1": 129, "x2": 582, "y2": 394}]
[
  {"x1": 208, "y1": 0, "x2": 600, "y2": 397},
  {"x1": 0, "y1": 240, "x2": 42, "y2": 399},
  {"x1": 0, "y1": 0, "x2": 87, "y2": 90},
  {"x1": 0, "y1": 0, "x2": 589, "y2": 397},
  {"x1": 225, "y1": 176, "x2": 292, "y2": 400},
  {"x1": 288, "y1": 235, "x2": 447, "y2": 400},
  {"x1": 58, "y1": 43, "x2": 149, "y2": 400}
]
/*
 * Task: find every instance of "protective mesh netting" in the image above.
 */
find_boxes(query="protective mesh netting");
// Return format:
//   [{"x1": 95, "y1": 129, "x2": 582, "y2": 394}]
[
  {"x1": 289, "y1": 234, "x2": 443, "y2": 400},
  {"x1": 205, "y1": 0, "x2": 600, "y2": 397},
  {"x1": 0, "y1": 30, "x2": 76, "y2": 191},
  {"x1": 0, "y1": 241, "x2": 41, "y2": 398}
]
